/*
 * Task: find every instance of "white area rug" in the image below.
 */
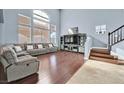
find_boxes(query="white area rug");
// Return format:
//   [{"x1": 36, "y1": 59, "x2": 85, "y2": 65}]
[{"x1": 67, "y1": 60, "x2": 124, "y2": 84}]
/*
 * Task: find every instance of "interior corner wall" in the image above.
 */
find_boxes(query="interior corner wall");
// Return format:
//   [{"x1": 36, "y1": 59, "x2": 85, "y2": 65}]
[
  {"x1": 1, "y1": 9, "x2": 33, "y2": 44},
  {"x1": 60, "y1": 9, "x2": 124, "y2": 47},
  {"x1": 2, "y1": 9, "x2": 18, "y2": 44}
]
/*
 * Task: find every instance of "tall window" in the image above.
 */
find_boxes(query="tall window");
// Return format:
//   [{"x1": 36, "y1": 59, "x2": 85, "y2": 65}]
[
  {"x1": 18, "y1": 10, "x2": 57, "y2": 46},
  {"x1": 50, "y1": 24, "x2": 57, "y2": 46},
  {"x1": 18, "y1": 14, "x2": 31, "y2": 43},
  {"x1": 33, "y1": 10, "x2": 50, "y2": 43}
]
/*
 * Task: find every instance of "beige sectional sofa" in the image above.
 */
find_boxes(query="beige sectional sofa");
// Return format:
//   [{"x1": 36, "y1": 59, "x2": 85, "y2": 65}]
[
  {"x1": 0, "y1": 45, "x2": 39, "y2": 83},
  {"x1": 0, "y1": 43, "x2": 57, "y2": 83}
]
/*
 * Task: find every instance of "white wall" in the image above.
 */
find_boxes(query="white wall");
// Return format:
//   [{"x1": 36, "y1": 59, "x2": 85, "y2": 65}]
[
  {"x1": 1, "y1": 9, "x2": 33, "y2": 44},
  {"x1": 112, "y1": 41, "x2": 124, "y2": 52},
  {"x1": 2, "y1": 9, "x2": 19, "y2": 43},
  {"x1": 60, "y1": 9, "x2": 124, "y2": 47},
  {"x1": 1, "y1": 9, "x2": 124, "y2": 48},
  {"x1": 1, "y1": 9, "x2": 60, "y2": 46}
]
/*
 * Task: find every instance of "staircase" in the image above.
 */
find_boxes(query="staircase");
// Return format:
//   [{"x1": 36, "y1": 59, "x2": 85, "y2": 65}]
[
  {"x1": 89, "y1": 25, "x2": 124, "y2": 65},
  {"x1": 90, "y1": 48, "x2": 118, "y2": 64},
  {"x1": 90, "y1": 48, "x2": 124, "y2": 64}
]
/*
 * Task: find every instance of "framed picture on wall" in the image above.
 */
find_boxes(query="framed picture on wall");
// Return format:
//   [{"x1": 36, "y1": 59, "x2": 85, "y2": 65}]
[{"x1": 96, "y1": 25, "x2": 106, "y2": 34}]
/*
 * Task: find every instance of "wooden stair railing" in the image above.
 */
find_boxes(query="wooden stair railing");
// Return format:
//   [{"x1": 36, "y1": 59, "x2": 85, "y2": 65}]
[{"x1": 108, "y1": 25, "x2": 124, "y2": 52}]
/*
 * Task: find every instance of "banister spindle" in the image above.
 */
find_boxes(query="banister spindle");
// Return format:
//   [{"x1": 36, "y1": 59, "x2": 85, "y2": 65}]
[
  {"x1": 108, "y1": 32, "x2": 111, "y2": 52},
  {"x1": 111, "y1": 33, "x2": 113, "y2": 45},
  {"x1": 114, "y1": 32, "x2": 116, "y2": 42},
  {"x1": 117, "y1": 30, "x2": 119, "y2": 42},
  {"x1": 120, "y1": 28, "x2": 122, "y2": 40}
]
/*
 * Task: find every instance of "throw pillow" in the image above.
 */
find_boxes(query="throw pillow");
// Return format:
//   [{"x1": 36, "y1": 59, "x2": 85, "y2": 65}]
[
  {"x1": 38, "y1": 44, "x2": 43, "y2": 49},
  {"x1": 27, "y1": 45, "x2": 33, "y2": 50},
  {"x1": 49, "y1": 44, "x2": 53, "y2": 48},
  {"x1": 14, "y1": 46, "x2": 22, "y2": 52}
]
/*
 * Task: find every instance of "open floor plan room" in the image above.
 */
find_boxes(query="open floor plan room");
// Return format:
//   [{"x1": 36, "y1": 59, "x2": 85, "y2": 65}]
[{"x1": 1, "y1": 9, "x2": 124, "y2": 84}]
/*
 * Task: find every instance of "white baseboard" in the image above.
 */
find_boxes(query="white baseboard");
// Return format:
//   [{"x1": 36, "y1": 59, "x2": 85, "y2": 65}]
[{"x1": 92, "y1": 47, "x2": 108, "y2": 49}]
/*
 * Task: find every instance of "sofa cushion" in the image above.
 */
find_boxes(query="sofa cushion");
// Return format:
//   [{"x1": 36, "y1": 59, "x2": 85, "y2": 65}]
[
  {"x1": 17, "y1": 55, "x2": 38, "y2": 65},
  {"x1": 2, "y1": 47, "x2": 18, "y2": 64},
  {"x1": 27, "y1": 48, "x2": 46, "y2": 53},
  {"x1": 14, "y1": 46, "x2": 22, "y2": 52},
  {"x1": 49, "y1": 43, "x2": 53, "y2": 48},
  {"x1": 27, "y1": 48, "x2": 48, "y2": 55},
  {"x1": 16, "y1": 51, "x2": 29, "y2": 57},
  {"x1": 27, "y1": 45, "x2": 33, "y2": 50},
  {"x1": 47, "y1": 47, "x2": 57, "y2": 52},
  {"x1": 37, "y1": 44, "x2": 43, "y2": 49}
]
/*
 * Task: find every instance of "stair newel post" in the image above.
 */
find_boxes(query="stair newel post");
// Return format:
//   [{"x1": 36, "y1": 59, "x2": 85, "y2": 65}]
[{"x1": 108, "y1": 32, "x2": 111, "y2": 53}]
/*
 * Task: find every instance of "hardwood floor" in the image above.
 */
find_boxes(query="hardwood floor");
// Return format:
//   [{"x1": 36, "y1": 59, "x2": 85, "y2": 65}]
[
  {"x1": 10, "y1": 51, "x2": 84, "y2": 84},
  {"x1": 37, "y1": 51, "x2": 84, "y2": 84}
]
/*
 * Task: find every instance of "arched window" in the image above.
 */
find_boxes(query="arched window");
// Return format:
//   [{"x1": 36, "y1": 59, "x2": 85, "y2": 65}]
[{"x1": 33, "y1": 10, "x2": 49, "y2": 19}]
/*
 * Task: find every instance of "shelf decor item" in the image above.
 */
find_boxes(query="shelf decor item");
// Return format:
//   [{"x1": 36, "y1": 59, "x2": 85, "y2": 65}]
[{"x1": 68, "y1": 27, "x2": 78, "y2": 35}]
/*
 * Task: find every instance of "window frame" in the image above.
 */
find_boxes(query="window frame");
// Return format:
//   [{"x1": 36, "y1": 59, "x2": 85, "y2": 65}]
[
  {"x1": 50, "y1": 24, "x2": 57, "y2": 46},
  {"x1": 18, "y1": 14, "x2": 32, "y2": 43}
]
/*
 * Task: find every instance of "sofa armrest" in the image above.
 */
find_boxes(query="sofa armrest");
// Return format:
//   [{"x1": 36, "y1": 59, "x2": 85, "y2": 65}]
[
  {"x1": 6, "y1": 59, "x2": 39, "y2": 82},
  {"x1": 0, "y1": 56, "x2": 10, "y2": 69},
  {"x1": 16, "y1": 51, "x2": 29, "y2": 57},
  {"x1": 15, "y1": 55, "x2": 39, "y2": 65}
]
